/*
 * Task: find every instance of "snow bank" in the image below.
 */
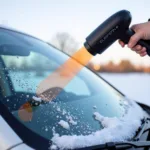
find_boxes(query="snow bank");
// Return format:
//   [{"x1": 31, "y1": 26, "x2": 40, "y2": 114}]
[
  {"x1": 51, "y1": 101, "x2": 145, "y2": 149},
  {"x1": 50, "y1": 145, "x2": 57, "y2": 150}
]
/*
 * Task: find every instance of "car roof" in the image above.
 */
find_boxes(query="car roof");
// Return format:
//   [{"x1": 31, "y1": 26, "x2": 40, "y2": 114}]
[
  {"x1": 0, "y1": 25, "x2": 45, "y2": 42},
  {"x1": 0, "y1": 25, "x2": 58, "y2": 49}
]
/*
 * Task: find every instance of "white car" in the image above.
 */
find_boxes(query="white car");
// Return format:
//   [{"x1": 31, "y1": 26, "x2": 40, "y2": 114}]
[{"x1": 0, "y1": 26, "x2": 150, "y2": 150}]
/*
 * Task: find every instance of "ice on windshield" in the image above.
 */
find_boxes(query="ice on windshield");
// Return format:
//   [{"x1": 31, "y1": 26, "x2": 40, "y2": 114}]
[
  {"x1": 50, "y1": 100, "x2": 145, "y2": 149},
  {"x1": 32, "y1": 96, "x2": 42, "y2": 102},
  {"x1": 67, "y1": 116, "x2": 77, "y2": 126},
  {"x1": 58, "y1": 120, "x2": 70, "y2": 130}
]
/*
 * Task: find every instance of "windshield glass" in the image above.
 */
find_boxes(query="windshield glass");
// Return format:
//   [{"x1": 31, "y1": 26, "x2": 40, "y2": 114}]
[{"x1": 0, "y1": 28, "x2": 138, "y2": 147}]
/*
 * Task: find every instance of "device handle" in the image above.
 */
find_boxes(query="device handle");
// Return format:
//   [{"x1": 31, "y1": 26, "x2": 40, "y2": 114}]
[{"x1": 120, "y1": 29, "x2": 150, "y2": 56}]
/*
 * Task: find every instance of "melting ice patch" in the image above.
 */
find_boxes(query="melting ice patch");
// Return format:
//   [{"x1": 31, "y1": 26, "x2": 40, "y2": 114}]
[
  {"x1": 56, "y1": 107, "x2": 61, "y2": 112},
  {"x1": 62, "y1": 109, "x2": 67, "y2": 115},
  {"x1": 93, "y1": 105, "x2": 97, "y2": 109},
  {"x1": 32, "y1": 96, "x2": 42, "y2": 102},
  {"x1": 58, "y1": 120, "x2": 70, "y2": 130},
  {"x1": 67, "y1": 116, "x2": 77, "y2": 125},
  {"x1": 51, "y1": 101, "x2": 146, "y2": 149}
]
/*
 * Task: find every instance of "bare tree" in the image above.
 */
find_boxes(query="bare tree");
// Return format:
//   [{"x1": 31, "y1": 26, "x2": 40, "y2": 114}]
[{"x1": 51, "y1": 32, "x2": 79, "y2": 55}]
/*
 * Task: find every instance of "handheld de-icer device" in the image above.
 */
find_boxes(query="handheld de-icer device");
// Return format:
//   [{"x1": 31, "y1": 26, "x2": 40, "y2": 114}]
[{"x1": 84, "y1": 10, "x2": 150, "y2": 56}]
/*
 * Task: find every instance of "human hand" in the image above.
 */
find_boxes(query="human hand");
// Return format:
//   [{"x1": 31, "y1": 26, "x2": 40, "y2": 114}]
[{"x1": 119, "y1": 22, "x2": 150, "y2": 57}]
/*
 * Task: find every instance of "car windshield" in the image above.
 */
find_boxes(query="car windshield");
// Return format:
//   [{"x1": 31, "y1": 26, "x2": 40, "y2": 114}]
[{"x1": 0, "y1": 28, "x2": 141, "y2": 149}]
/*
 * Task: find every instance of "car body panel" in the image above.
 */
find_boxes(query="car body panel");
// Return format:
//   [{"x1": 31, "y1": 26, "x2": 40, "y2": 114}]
[
  {"x1": 0, "y1": 115, "x2": 22, "y2": 150},
  {"x1": 10, "y1": 144, "x2": 33, "y2": 150}
]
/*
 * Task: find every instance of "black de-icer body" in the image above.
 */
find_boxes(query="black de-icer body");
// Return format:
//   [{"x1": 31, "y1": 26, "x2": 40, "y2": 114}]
[{"x1": 84, "y1": 10, "x2": 150, "y2": 56}]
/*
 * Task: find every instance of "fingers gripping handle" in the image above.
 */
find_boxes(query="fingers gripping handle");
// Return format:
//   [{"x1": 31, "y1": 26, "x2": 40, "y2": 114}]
[
  {"x1": 120, "y1": 29, "x2": 150, "y2": 56},
  {"x1": 137, "y1": 39, "x2": 150, "y2": 56}
]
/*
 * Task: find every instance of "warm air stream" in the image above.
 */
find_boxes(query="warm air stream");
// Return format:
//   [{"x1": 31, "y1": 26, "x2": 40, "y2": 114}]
[{"x1": 19, "y1": 10, "x2": 150, "y2": 121}]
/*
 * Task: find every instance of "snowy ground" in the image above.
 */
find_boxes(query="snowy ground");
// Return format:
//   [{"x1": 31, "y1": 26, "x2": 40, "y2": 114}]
[{"x1": 99, "y1": 73, "x2": 150, "y2": 106}]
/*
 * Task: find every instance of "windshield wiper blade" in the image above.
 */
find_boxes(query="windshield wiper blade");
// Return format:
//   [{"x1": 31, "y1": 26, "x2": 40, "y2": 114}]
[
  {"x1": 81, "y1": 141, "x2": 150, "y2": 150},
  {"x1": 115, "y1": 141, "x2": 150, "y2": 149},
  {"x1": 133, "y1": 118, "x2": 150, "y2": 141}
]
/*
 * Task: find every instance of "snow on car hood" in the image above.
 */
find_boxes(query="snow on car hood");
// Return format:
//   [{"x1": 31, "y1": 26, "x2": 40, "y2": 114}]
[{"x1": 50, "y1": 100, "x2": 146, "y2": 150}]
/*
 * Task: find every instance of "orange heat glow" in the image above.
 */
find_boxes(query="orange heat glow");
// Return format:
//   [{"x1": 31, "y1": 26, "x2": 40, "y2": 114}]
[
  {"x1": 93, "y1": 64, "x2": 101, "y2": 71},
  {"x1": 36, "y1": 46, "x2": 93, "y2": 101},
  {"x1": 19, "y1": 46, "x2": 93, "y2": 122},
  {"x1": 18, "y1": 102, "x2": 33, "y2": 122}
]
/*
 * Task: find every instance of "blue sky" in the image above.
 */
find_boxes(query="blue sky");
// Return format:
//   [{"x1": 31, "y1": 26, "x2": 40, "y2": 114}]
[{"x1": 0, "y1": 0, "x2": 150, "y2": 65}]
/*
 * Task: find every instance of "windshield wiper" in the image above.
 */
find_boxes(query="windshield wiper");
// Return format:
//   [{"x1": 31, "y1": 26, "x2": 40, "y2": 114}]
[
  {"x1": 78, "y1": 141, "x2": 150, "y2": 150},
  {"x1": 133, "y1": 118, "x2": 149, "y2": 141},
  {"x1": 115, "y1": 141, "x2": 150, "y2": 149}
]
